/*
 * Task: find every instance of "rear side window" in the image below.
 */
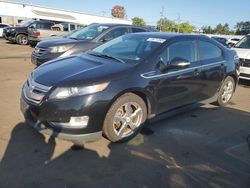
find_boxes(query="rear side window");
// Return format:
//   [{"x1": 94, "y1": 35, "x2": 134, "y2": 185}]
[
  {"x1": 103, "y1": 27, "x2": 128, "y2": 41},
  {"x1": 35, "y1": 22, "x2": 53, "y2": 30},
  {"x1": 168, "y1": 40, "x2": 196, "y2": 63},
  {"x1": 131, "y1": 28, "x2": 147, "y2": 33},
  {"x1": 199, "y1": 41, "x2": 222, "y2": 61}
]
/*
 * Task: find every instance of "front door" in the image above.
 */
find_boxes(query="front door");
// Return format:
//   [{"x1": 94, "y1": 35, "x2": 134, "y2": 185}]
[{"x1": 155, "y1": 40, "x2": 201, "y2": 114}]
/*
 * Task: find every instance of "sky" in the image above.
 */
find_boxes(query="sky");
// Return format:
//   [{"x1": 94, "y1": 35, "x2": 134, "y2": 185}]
[{"x1": 10, "y1": 0, "x2": 250, "y2": 29}]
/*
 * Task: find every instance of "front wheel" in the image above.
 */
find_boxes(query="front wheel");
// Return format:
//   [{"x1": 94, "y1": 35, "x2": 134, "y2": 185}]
[
  {"x1": 103, "y1": 93, "x2": 147, "y2": 142},
  {"x1": 216, "y1": 76, "x2": 235, "y2": 106}
]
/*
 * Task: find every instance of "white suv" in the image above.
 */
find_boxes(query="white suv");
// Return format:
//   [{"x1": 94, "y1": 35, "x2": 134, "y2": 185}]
[{"x1": 233, "y1": 35, "x2": 250, "y2": 80}]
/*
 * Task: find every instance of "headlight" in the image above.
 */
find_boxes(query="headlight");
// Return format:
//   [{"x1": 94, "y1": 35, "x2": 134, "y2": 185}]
[
  {"x1": 49, "y1": 44, "x2": 74, "y2": 53},
  {"x1": 49, "y1": 82, "x2": 110, "y2": 99}
]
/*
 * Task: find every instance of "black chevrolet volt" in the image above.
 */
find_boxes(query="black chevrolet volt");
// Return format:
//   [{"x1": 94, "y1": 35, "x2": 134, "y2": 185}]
[{"x1": 21, "y1": 33, "x2": 239, "y2": 144}]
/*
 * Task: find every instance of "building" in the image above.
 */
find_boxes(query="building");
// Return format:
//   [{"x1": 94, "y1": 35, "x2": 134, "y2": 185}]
[{"x1": 0, "y1": 0, "x2": 132, "y2": 26}]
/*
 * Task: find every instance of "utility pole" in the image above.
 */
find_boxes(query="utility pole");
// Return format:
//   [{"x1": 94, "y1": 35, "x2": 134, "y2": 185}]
[
  {"x1": 177, "y1": 13, "x2": 181, "y2": 33},
  {"x1": 160, "y1": 7, "x2": 165, "y2": 32}
]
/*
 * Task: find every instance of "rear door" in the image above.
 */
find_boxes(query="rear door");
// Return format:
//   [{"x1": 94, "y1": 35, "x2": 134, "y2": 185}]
[{"x1": 197, "y1": 40, "x2": 226, "y2": 101}]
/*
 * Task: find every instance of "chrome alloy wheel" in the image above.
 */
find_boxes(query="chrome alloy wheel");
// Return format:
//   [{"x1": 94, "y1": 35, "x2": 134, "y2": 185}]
[
  {"x1": 113, "y1": 102, "x2": 143, "y2": 138},
  {"x1": 221, "y1": 80, "x2": 234, "y2": 103}
]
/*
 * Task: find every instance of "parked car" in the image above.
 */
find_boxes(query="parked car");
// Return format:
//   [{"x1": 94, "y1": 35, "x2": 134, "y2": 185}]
[
  {"x1": 21, "y1": 33, "x2": 239, "y2": 144},
  {"x1": 233, "y1": 34, "x2": 250, "y2": 80},
  {"x1": 31, "y1": 23, "x2": 157, "y2": 66},
  {"x1": 3, "y1": 20, "x2": 55, "y2": 45},
  {"x1": 0, "y1": 23, "x2": 10, "y2": 37},
  {"x1": 227, "y1": 38, "x2": 241, "y2": 47},
  {"x1": 211, "y1": 36, "x2": 228, "y2": 46},
  {"x1": 28, "y1": 22, "x2": 78, "y2": 46}
]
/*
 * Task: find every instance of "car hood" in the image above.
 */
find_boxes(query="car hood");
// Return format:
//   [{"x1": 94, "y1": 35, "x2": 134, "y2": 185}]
[
  {"x1": 37, "y1": 37, "x2": 89, "y2": 48},
  {"x1": 233, "y1": 48, "x2": 250, "y2": 59},
  {"x1": 32, "y1": 54, "x2": 133, "y2": 87}
]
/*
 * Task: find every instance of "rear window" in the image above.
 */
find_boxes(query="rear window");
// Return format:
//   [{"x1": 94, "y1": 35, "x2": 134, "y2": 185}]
[{"x1": 199, "y1": 41, "x2": 222, "y2": 61}]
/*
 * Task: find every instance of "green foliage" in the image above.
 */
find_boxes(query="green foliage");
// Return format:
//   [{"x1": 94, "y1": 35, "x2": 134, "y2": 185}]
[
  {"x1": 132, "y1": 17, "x2": 146, "y2": 27},
  {"x1": 157, "y1": 18, "x2": 177, "y2": 32},
  {"x1": 202, "y1": 23, "x2": 231, "y2": 35},
  {"x1": 111, "y1": 5, "x2": 126, "y2": 19},
  {"x1": 202, "y1": 25, "x2": 215, "y2": 34},
  {"x1": 235, "y1": 21, "x2": 250, "y2": 35},
  {"x1": 156, "y1": 18, "x2": 195, "y2": 33},
  {"x1": 178, "y1": 22, "x2": 195, "y2": 33}
]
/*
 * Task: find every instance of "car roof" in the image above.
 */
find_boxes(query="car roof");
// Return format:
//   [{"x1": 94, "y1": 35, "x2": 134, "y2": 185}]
[
  {"x1": 90, "y1": 23, "x2": 156, "y2": 31},
  {"x1": 126, "y1": 32, "x2": 210, "y2": 40}
]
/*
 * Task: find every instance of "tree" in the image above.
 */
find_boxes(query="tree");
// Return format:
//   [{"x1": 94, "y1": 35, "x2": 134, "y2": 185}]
[
  {"x1": 178, "y1": 22, "x2": 195, "y2": 33},
  {"x1": 156, "y1": 18, "x2": 177, "y2": 32},
  {"x1": 132, "y1": 17, "x2": 146, "y2": 27},
  {"x1": 214, "y1": 23, "x2": 230, "y2": 35},
  {"x1": 202, "y1": 25, "x2": 214, "y2": 34},
  {"x1": 111, "y1": 5, "x2": 126, "y2": 19},
  {"x1": 235, "y1": 21, "x2": 250, "y2": 35}
]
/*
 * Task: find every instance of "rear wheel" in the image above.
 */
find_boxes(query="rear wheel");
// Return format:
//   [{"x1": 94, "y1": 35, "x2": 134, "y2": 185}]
[
  {"x1": 103, "y1": 93, "x2": 147, "y2": 142},
  {"x1": 16, "y1": 34, "x2": 28, "y2": 45},
  {"x1": 216, "y1": 76, "x2": 235, "y2": 106}
]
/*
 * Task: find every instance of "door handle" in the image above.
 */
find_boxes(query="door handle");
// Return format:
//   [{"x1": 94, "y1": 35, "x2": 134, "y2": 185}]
[{"x1": 194, "y1": 69, "x2": 200, "y2": 76}]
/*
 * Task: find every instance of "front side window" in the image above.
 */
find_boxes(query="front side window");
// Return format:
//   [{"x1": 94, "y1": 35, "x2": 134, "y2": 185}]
[
  {"x1": 234, "y1": 35, "x2": 250, "y2": 49},
  {"x1": 199, "y1": 41, "x2": 222, "y2": 61}
]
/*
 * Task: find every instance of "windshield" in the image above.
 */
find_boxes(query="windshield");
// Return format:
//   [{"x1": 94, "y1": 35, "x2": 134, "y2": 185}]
[
  {"x1": 64, "y1": 29, "x2": 78, "y2": 38},
  {"x1": 235, "y1": 35, "x2": 250, "y2": 49},
  {"x1": 69, "y1": 24, "x2": 110, "y2": 40},
  {"x1": 20, "y1": 20, "x2": 34, "y2": 27},
  {"x1": 91, "y1": 34, "x2": 166, "y2": 62}
]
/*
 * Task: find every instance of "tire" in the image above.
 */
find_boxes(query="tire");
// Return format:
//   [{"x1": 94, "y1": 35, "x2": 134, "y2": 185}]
[
  {"x1": 103, "y1": 93, "x2": 147, "y2": 142},
  {"x1": 16, "y1": 34, "x2": 28, "y2": 45},
  {"x1": 216, "y1": 76, "x2": 235, "y2": 106}
]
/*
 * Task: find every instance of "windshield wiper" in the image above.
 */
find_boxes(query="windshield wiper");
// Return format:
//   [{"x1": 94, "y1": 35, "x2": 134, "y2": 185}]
[
  {"x1": 69, "y1": 37, "x2": 78, "y2": 40},
  {"x1": 88, "y1": 52, "x2": 125, "y2": 64}
]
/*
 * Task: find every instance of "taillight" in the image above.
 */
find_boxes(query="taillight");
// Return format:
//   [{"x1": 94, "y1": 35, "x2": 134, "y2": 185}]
[{"x1": 34, "y1": 31, "x2": 40, "y2": 37}]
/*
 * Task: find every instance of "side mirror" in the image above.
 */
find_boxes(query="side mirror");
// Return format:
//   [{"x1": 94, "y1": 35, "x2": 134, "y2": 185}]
[
  {"x1": 227, "y1": 43, "x2": 235, "y2": 48},
  {"x1": 169, "y1": 57, "x2": 190, "y2": 69},
  {"x1": 29, "y1": 25, "x2": 35, "y2": 29},
  {"x1": 101, "y1": 36, "x2": 112, "y2": 43}
]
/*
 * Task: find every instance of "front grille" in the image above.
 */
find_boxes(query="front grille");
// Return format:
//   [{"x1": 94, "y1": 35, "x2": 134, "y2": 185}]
[
  {"x1": 23, "y1": 76, "x2": 51, "y2": 104},
  {"x1": 240, "y1": 59, "x2": 250, "y2": 68},
  {"x1": 33, "y1": 47, "x2": 49, "y2": 57},
  {"x1": 240, "y1": 73, "x2": 250, "y2": 78}
]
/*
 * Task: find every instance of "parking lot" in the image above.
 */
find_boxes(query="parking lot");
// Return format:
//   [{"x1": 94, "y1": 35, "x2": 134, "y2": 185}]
[{"x1": 0, "y1": 38, "x2": 249, "y2": 188}]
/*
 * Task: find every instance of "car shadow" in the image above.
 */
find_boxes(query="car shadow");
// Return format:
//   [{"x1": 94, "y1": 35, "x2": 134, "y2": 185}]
[{"x1": 0, "y1": 106, "x2": 250, "y2": 188}]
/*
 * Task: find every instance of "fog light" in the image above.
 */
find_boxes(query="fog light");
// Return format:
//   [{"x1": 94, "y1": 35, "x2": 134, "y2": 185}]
[
  {"x1": 51, "y1": 116, "x2": 89, "y2": 129},
  {"x1": 69, "y1": 116, "x2": 89, "y2": 127}
]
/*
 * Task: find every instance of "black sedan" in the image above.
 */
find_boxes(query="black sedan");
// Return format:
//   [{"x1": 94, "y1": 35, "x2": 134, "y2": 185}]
[{"x1": 21, "y1": 33, "x2": 239, "y2": 144}]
